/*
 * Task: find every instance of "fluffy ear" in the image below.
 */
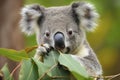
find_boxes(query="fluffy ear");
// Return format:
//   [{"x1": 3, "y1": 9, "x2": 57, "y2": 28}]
[
  {"x1": 20, "y1": 4, "x2": 44, "y2": 35},
  {"x1": 71, "y1": 2, "x2": 99, "y2": 31}
]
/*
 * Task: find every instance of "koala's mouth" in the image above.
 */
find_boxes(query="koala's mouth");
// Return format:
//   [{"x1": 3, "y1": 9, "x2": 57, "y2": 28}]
[{"x1": 53, "y1": 46, "x2": 70, "y2": 54}]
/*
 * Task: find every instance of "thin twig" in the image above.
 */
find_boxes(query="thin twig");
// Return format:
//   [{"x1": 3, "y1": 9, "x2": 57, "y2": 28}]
[
  {"x1": 0, "y1": 71, "x2": 3, "y2": 77},
  {"x1": 38, "y1": 63, "x2": 58, "y2": 80},
  {"x1": 104, "y1": 73, "x2": 120, "y2": 80},
  {"x1": 91, "y1": 73, "x2": 120, "y2": 80},
  {"x1": 25, "y1": 45, "x2": 38, "y2": 53},
  {"x1": 10, "y1": 62, "x2": 21, "y2": 77},
  {"x1": 51, "y1": 76, "x2": 69, "y2": 79}
]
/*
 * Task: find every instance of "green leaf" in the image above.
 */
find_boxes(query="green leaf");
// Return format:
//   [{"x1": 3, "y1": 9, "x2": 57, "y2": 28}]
[
  {"x1": 58, "y1": 54, "x2": 89, "y2": 80},
  {"x1": 33, "y1": 51, "x2": 70, "y2": 80},
  {"x1": 44, "y1": 51, "x2": 59, "y2": 67},
  {"x1": 19, "y1": 59, "x2": 39, "y2": 80},
  {"x1": 50, "y1": 65, "x2": 70, "y2": 80},
  {"x1": 43, "y1": 51, "x2": 70, "y2": 80},
  {"x1": 19, "y1": 51, "x2": 90, "y2": 80},
  {"x1": 1, "y1": 64, "x2": 14, "y2": 80},
  {"x1": 32, "y1": 58, "x2": 51, "y2": 77},
  {"x1": 0, "y1": 48, "x2": 29, "y2": 62}
]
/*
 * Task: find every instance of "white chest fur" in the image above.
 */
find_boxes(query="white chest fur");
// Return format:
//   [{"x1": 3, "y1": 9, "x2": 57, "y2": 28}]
[{"x1": 75, "y1": 45, "x2": 89, "y2": 58}]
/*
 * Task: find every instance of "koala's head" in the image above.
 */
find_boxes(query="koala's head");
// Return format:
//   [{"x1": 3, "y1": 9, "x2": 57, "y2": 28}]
[{"x1": 20, "y1": 2, "x2": 99, "y2": 53}]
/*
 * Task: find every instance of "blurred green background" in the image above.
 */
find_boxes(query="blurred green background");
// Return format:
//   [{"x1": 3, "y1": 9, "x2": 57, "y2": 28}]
[
  {"x1": 0, "y1": 0, "x2": 120, "y2": 80},
  {"x1": 25, "y1": 0, "x2": 120, "y2": 78}
]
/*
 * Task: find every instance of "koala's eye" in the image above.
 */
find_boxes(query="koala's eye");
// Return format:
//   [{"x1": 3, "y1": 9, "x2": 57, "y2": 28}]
[
  {"x1": 45, "y1": 31, "x2": 50, "y2": 37},
  {"x1": 68, "y1": 29, "x2": 73, "y2": 36}
]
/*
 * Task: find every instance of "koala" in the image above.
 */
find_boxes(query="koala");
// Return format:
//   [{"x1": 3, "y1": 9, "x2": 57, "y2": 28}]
[{"x1": 20, "y1": 2, "x2": 103, "y2": 80}]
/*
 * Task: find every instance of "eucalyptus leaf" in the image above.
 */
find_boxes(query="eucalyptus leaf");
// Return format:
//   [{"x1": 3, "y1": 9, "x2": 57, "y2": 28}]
[
  {"x1": 58, "y1": 54, "x2": 89, "y2": 80},
  {"x1": 1, "y1": 64, "x2": 14, "y2": 80},
  {"x1": 44, "y1": 51, "x2": 70, "y2": 80},
  {"x1": 32, "y1": 58, "x2": 51, "y2": 79},
  {"x1": 19, "y1": 59, "x2": 39, "y2": 80},
  {"x1": 18, "y1": 50, "x2": 90, "y2": 80},
  {"x1": 44, "y1": 50, "x2": 59, "y2": 67},
  {"x1": 33, "y1": 51, "x2": 70, "y2": 80},
  {"x1": 0, "y1": 48, "x2": 29, "y2": 62}
]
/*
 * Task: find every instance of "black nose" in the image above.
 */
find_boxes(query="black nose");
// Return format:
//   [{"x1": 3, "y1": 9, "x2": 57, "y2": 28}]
[{"x1": 54, "y1": 32, "x2": 65, "y2": 49}]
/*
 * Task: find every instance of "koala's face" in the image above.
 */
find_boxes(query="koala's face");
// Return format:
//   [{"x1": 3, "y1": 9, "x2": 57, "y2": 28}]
[
  {"x1": 38, "y1": 6, "x2": 85, "y2": 53},
  {"x1": 20, "y1": 2, "x2": 99, "y2": 53}
]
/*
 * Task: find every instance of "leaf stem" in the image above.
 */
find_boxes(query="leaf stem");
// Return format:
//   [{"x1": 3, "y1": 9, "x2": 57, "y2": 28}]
[
  {"x1": 38, "y1": 63, "x2": 58, "y2": 80},
  {"x1": 51, "y1": 76, "x2": 69, "y2": 79},
  {"x1": 0, "y1": 71, "x2": 3, "y2": 78},
  {"x1": 10, "y1": 62, "x2": 21, "y2": 77},
  {"x1": 91, "y1": 73, "x2": 120, "y2": 80},
  {"x1": 104, "y1": 73, "x2": 120, "y2": 80},
  {"x1": 25, "y1": 46, "x2": 38, "y2": 53}
]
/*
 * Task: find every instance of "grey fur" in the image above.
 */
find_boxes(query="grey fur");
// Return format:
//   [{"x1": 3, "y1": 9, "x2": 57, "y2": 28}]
[{"x1": 20, "y1": 2, "x2": 103, "y2": 80}]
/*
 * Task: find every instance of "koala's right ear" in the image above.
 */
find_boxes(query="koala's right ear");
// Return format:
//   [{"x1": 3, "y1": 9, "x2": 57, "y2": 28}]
[{"x1": 20, "y1": 4, "x2": 44, "y2": 35}]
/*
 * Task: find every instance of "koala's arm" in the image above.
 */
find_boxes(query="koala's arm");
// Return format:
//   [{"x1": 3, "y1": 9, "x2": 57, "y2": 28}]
[{"x1": 71, "y1": 41, "x2": 103, "y2": 78}]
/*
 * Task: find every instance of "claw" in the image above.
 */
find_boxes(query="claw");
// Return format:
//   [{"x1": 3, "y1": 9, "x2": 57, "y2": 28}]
[
  {"x1": 42, "y1": 43, "x2": 51, "y2": 56},
  {"x1": 34, "y1": 43, "x2": 52, "y2": 59}
]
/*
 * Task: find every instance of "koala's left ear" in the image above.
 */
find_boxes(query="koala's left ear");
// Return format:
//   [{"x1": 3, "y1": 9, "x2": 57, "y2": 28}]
[{"x1": 71, "y1": 2, "x2": 99, "y2": 31}]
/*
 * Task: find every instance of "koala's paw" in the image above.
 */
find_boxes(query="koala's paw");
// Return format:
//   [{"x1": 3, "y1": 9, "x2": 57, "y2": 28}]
[
  {"x1": 38, "y1": 43, "x2": 51, "y2": 56},
  {"x1": 34, "y1": 43, "x2": 51, "y2": 60}
]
